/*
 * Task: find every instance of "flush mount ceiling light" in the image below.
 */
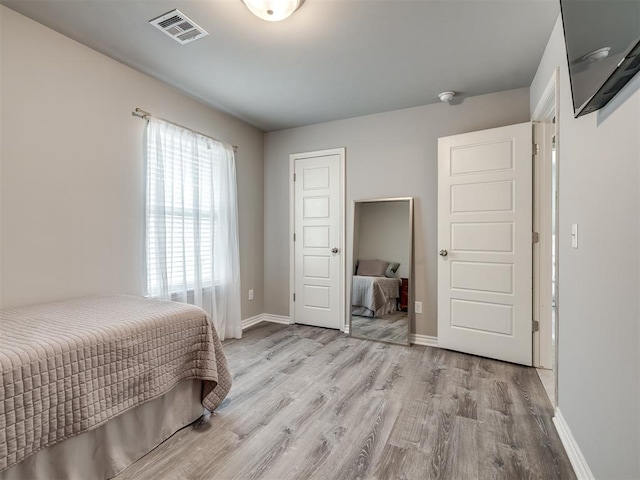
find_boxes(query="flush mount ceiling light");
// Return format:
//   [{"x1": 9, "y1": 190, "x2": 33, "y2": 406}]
[
  {"x1": 579, "y1": 47, "x2": 611, "y2": 63},
  {"x1": 242, "y1": 0, "x2": 305, "y2": 21}
]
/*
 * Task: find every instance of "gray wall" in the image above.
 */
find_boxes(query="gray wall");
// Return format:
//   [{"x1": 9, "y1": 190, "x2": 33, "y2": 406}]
[
  {"x1": 264, "y1": 88, "x2": 531, "y2": 336},
  {"x1": 531, "y1": 16, "x2": 640, "y2": 479},
  {"x1": 0, "y1": 6, "x2": 265, "y2": 320}
]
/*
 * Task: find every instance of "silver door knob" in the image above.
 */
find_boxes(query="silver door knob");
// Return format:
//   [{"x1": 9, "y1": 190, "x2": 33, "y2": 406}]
[
  {"x1": 331, "y1": 247, "x2": 339, "y2": 254},
  {"x1": 439, "y1": 249, "x2": 448, "y2": 257}
]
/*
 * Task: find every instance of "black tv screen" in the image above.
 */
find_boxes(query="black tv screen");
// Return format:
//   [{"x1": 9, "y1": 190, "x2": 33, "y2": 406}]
[{"x1": 560, "y1": 0, "x2": 640, "y2": 117}]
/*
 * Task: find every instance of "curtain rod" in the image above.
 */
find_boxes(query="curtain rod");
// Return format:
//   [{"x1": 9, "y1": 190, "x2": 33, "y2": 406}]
[{"x1": 132, "y1": 108, "x2": 238, "y2": 152}]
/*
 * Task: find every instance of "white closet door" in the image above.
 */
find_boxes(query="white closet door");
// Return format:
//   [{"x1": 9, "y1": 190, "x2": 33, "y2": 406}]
[{"x1": 293, "y1": 152, "x2": 343, "y2": 329}]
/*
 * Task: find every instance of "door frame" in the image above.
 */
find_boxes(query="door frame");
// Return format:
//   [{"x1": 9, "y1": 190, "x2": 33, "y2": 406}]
[
  {"x1": 531, "y1": 68, "x2": 560, "y2": 406},
  {"x1": 533, "y1": 121, "x2": 554, "y2": 369},
  {"x1": 289, "y1": 148, "x2": 347, "y2": 330}
]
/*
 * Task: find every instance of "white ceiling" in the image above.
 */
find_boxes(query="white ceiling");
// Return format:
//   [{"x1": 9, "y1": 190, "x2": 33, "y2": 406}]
[{"x1": 2, "y1": 0, "x2": 560, "y2": 131}]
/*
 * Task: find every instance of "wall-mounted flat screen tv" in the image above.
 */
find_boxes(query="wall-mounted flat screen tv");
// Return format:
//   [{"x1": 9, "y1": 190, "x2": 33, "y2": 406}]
[{"x1": 560, "y1": 0, "x2": 640, "y2": 117}]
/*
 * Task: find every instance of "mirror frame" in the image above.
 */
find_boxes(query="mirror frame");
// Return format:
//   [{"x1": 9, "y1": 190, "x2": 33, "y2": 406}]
[{"x1": 348, "y1": 196, "x2": 413, "y2": 346}]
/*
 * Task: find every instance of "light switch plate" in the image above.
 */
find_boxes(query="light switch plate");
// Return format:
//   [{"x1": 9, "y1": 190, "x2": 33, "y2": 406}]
[
  {"x1": 248, "y1": 289, "x2": 254, "y2": 300},
  {"x1": 571, "y1": 224, "x2": 578, "y2": 248},
  {"x1": 415, "y1": 301, "x2": 422, "y2": 314}
]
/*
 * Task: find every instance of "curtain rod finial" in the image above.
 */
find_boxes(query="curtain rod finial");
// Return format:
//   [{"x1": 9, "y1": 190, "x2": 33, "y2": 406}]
[{"x1": 133, "y1": 108, "x2": 150, "y2": 119}]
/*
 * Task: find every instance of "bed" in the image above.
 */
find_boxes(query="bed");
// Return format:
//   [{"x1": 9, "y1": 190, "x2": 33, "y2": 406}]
[
  {"x1": 0, "y1": 295, "x2": 232, "y2": 480},
  {"x1": 351, "y1": 275, "x2": 402, "y2": 318}
]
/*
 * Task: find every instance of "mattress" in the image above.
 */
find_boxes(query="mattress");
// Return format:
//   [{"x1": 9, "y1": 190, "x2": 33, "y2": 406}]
[{"x1": 0, "y1": 295, "x2": 232, "y2": 472}]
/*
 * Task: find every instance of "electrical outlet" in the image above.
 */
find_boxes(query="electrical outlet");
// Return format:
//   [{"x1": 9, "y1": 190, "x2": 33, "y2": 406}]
[
  {"x1": 248, "y1": 289, "x2": 254, "y2": 301},
  {"x1": 415, "y1": 301, "x2": 422, "y2": 314}
]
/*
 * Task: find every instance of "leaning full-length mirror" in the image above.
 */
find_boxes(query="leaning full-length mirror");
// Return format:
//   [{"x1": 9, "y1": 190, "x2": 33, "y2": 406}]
[{"x1": 350, "y1": 197, "x2": 413, "y2": 345}]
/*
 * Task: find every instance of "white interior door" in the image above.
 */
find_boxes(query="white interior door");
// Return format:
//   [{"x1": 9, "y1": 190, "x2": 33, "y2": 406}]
[
  {"x1": 292, "y1": 150, "x2": 344, "y2": 329},
  {"x1": 438, "y1": 123, "x2": 533, "y2": 366}
]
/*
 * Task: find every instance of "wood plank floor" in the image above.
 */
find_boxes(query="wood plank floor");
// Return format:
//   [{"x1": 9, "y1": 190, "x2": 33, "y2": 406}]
[
  {"x1": 118, "y1": 323, "x2": 575, "y2": 480},
  {"x1": 351, "y1": 312, "x2": 408, "y2": 344}
]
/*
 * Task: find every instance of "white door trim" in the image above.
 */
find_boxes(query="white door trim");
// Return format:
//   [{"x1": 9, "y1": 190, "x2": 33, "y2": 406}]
[
  {"x1": 531, "y1": 68, "x2": 560, "y2": 408},
  {"x1": 532, "y1": 69, "x2": 558, "y2": 121},
  {"x1": 533, "y1": 121, "x2": 554, "y2": 369},
  {"x1": 289, "y1": 148, "x2": 347, "y2": 330}
]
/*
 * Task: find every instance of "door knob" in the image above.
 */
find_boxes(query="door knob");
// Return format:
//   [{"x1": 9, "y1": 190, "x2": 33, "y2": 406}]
[
  {"x1": 331, "y1": 247, "x2": 339, "y2": 254},
  {"x1": 439, "y1": 249, "x2": 448, "y2": 257}
]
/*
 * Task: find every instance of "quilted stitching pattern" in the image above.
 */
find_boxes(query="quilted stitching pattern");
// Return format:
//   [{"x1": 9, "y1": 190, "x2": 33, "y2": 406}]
[{"x1": 0, "y1": 295, "x2": 232, "y2": 472}]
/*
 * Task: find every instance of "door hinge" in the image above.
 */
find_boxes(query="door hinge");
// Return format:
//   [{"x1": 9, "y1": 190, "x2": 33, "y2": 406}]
[
  {"x1": 293, "y1": 173, "x2": 296, "y2": 182},
  {"x1": 293, "y1": 293, "x2": 296, "y2": 302},
  {"x1": 532, "y1": 232, "x2": 539, "y2": 244},
  {"x1": 532, "y1": 320, "x2": 539, "y2": 332},
  {"x1": 293, "y1": 233, "x2": 296, "y2": 242},
  {"x1": 533, "y1": 143, "x2": 540, "y2": 155}
]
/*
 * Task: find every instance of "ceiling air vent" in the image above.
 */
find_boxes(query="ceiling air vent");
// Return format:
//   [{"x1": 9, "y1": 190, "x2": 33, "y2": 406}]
[{"x1": 149, "y1": 9, "x2": 208, "y2": 45}]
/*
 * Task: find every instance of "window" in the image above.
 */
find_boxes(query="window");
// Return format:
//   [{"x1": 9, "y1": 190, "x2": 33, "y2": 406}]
[
  {"x1": 145, "y1": 118, "x2": 233, "y2": 297},
  {"x1": 144, "y1": 116, "x2": 242, "y2": 339}
]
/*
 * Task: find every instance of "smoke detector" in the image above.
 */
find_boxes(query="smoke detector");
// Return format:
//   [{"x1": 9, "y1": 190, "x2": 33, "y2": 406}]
[
  {"x1": 150, "y1": 9, "x2": 208, "y2": 45},
  {"x1": 439, "y1": 91, "x2": 456, "y2": 103}
]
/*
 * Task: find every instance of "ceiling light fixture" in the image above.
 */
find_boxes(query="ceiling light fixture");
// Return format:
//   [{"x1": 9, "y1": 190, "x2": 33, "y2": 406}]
[
  {"x1": 242, "y1": 0, "x2": 305, "y2": 21},
  {"x1": 439, "y1": 91, "x2": 456, "y2": 103},
  {"x1": 580, "y1": 47, "x2": 611, "y2": 63}
]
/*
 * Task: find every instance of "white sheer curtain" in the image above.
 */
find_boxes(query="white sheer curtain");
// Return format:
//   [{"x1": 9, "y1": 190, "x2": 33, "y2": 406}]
[{"x1": 145, "y1": 117, "x2": 242, "y2": 340}]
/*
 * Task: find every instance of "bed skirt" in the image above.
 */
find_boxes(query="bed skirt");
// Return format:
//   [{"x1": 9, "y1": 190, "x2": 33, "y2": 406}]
[
  {"x1": 0, "y1": 380, "x2": 204, "y2": 480},
  {"x1": 352, "y1": 298, "x2": 398, "y2": 318}
]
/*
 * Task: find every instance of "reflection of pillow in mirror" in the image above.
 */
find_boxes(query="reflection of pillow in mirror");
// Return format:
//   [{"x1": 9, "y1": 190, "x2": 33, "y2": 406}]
[
  {"x1": 385, "y1": 262, "x2": 400, "y2": 278},
  {"x1": 357, "y1": 259, "x2": 389, "y2": 277}
]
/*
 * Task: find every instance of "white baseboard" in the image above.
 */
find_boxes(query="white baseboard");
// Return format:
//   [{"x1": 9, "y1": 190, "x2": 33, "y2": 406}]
[
  {"x1": 262, "y1": 314, "x2": 292, "y2": 325},
  {"x1": 241, "y1": 313, "x2": 292, "y2": 331},
  {"x1": 241, "y1": 314, "x2": 264, "y2": 330},
  {"x1": 410, "y1": 334, "x2": 438, "y2": 347},
  {"x1": 553, "y1": 408, "x2": 594, "y2": 480}
]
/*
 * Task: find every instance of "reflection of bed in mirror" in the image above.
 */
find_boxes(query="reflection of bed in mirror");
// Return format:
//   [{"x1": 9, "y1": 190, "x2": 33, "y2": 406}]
[
  {"x1": 350, "y1": 198, "x2": 413, "y2": 346},
  {"x1": 351, "y1": 268, "x2": 407, "y2": 344},
  {"x1": 351, "y1": 273, "x2": 401, "y2": 318}
]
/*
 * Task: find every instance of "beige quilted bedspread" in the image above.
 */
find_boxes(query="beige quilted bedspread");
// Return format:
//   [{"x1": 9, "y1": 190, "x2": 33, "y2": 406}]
[
  {"x1": 351, "y1": 275, "x2": 401, "y2": 314},
  {"x1": 0, "y1": 295, "x2": 232, "y2": 471}
]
